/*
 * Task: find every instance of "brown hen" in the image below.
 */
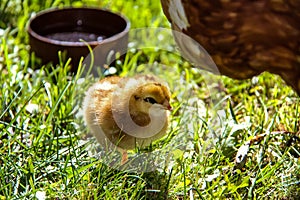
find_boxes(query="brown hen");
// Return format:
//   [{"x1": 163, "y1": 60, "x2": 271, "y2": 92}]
[{"x1": 161, "y1": 0, "x2": 300, "y2": 94}]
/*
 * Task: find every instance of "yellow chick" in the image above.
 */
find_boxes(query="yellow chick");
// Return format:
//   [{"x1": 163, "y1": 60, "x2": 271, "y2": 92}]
[{"x1": 82, "y1": 74, "x2": 172, "y2": 163}]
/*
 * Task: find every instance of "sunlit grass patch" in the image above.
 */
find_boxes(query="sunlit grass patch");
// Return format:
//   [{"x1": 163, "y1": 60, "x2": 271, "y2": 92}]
[{"x1": 0, "y1": 0, "x2": 299, "y2": 199}]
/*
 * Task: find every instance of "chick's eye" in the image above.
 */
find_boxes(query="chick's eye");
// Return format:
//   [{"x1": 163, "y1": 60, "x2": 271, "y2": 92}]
[{"x1": 144, "y1": 97, "x2": 157, "y2": 104}]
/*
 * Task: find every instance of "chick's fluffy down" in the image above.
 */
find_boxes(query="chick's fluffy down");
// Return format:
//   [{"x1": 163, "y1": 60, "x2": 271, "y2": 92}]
[{"x1": 83, "y1": 75, "x2": 172, "y2": 150}]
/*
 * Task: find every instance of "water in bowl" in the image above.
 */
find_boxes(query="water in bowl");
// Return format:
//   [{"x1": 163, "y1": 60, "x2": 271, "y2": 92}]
[{"x1": 46, "y1": 31, "x2": 106, "y2": 42}]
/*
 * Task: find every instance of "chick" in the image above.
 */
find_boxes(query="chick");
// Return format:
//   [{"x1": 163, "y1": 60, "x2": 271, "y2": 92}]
[{"x1": 82, "y1": 75, "x2": 172, "y2": 163}]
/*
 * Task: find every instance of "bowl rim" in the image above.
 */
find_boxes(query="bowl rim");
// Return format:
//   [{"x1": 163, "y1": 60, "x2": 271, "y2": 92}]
[{"x1": 27, "y1": 7, "x2": 131, "y2": 47}]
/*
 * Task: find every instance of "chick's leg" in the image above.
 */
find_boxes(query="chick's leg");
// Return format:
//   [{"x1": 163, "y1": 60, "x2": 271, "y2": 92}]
[{"x1": 120, "y1": 149, "x2": 128, "y2": 165}]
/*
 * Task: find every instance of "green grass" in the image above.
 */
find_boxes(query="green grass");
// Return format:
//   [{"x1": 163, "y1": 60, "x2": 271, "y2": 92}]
[{"x1": 1, "y1": 0, "x2": 300, "y2": 199}]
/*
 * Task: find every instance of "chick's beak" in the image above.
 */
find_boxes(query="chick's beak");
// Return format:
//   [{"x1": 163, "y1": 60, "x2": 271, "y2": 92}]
[{"x1": 163, "y1": 100, "x2": 172, "y2": 111}]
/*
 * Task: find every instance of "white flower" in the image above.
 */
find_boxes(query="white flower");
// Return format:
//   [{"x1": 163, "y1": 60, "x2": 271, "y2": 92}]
[
  {"x1": 25, "y1": 103, "x2": 39, "y2": 114},
  {"x1": 35, "y1": 191, "x2": 46, "y2": 200}
]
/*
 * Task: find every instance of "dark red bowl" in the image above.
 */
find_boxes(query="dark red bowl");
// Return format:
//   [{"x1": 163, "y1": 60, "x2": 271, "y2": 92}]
[{"x1": 28, "y1": 7, "x2": 130, "y2": 70}]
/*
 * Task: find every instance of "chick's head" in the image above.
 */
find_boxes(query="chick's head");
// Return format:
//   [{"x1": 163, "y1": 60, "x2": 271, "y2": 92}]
[{"x1": 130, "y1": 82, "x2": 172, "y2": 114}]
